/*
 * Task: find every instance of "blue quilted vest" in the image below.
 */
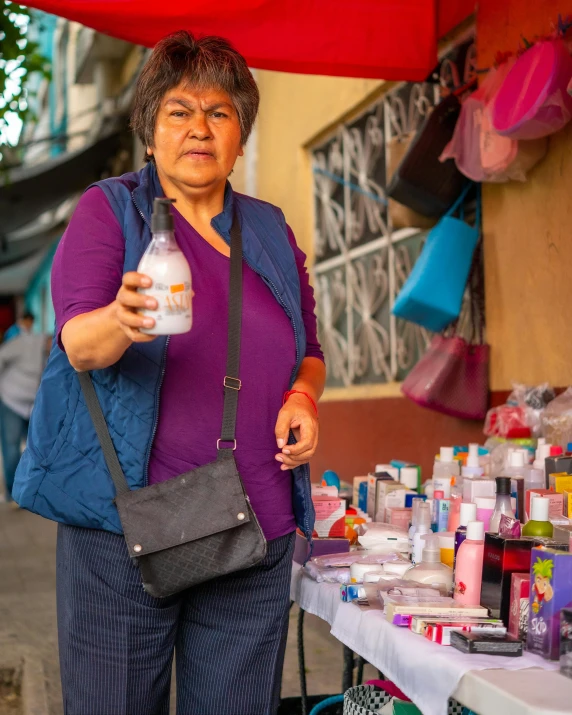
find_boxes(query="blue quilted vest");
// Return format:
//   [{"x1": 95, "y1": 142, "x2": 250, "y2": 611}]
[{"x1": 13, "y1": 163, "x2": 315, "y2": 540}]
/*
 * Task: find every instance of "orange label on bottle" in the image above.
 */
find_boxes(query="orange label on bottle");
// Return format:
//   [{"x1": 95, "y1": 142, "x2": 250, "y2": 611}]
[{"x1": 170, "y1": 284, "x2": 185, "y2": 294}]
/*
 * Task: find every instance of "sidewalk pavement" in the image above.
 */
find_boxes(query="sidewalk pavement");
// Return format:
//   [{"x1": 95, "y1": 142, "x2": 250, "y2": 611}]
[{"x1": 0, "y1": 504, "x2": 365, "y2": 714}]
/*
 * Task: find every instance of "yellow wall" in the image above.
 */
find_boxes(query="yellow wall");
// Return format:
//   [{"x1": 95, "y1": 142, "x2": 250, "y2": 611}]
[
  {"x1": 252, "y1": 4, "x2": 572, "y2": 394},
  {"x1": 478, "y1": 0, "x2": 572, "y2": 390},
  {"x1": 254, "y1": 71, "x2": 382, "y2": 257}
]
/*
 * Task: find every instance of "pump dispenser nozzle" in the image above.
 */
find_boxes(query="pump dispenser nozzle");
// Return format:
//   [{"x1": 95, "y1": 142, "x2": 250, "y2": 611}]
[
  {"x1": 421, "y1": 533, "x2": 441, "y2": 563},
  {"x1": 138, "y1": 196, "x2": 192, "y2": 336},
  {"x1": 151, "y1": 197, "x2": 176, "y2": 233}
]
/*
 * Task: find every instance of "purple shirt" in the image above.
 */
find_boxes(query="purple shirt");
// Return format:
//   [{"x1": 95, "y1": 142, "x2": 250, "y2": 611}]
[{"x1": 52, "y1": 187, "x2": 323, "y2": 541}]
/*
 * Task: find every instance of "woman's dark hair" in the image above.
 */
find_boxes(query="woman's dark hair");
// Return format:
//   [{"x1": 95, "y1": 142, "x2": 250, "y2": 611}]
[{"x1": 131, "y1": 31, "x2": 259, "y2": 156}]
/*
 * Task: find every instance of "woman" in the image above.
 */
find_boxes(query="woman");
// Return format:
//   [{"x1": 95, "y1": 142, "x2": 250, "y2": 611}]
[{"x1": 14, "y1": 31, "x2": 325, "y2": 715}]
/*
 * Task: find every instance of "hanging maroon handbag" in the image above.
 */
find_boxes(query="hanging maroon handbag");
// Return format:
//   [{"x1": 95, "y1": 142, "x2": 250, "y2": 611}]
[
  {"x1": 401, "y1": 238, "x2": 489, "y2": 420},
  {"x1": 401, "y1": 334, "x2": 489, "y2": 419}
]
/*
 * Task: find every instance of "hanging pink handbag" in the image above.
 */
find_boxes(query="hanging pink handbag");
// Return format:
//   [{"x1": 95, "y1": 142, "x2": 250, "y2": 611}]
[
  {"x1": 491, "y1": 39, "x2": 572, "y2": 140},
  {"x1": 440, "y1": 87, "x2": 489, "y2": 182},
  {"x1": 443, "y1": 63, "x2": 548, "y2": 183},
  {"x1": 401, "y1": 240, "x2": 489, "y2": 420}
]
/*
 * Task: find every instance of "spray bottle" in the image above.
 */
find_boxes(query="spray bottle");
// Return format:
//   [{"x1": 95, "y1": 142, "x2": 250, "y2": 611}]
[
  {"x1": 462, "y1": 444, "x2": 485, "y2": 479},
  {"x1": 411, "y1": 502, "x2": 432, "y2": 565}
]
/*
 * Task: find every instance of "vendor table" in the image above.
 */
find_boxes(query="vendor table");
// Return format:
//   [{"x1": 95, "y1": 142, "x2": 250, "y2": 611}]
[{"x1": 290, "y1": 562, "x2": 572, "y2": 715}]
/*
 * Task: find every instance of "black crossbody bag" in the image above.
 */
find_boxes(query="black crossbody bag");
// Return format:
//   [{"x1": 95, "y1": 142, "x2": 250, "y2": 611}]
[{"x1": 78, "y1": 213, "x2": 267, "y2": 598}]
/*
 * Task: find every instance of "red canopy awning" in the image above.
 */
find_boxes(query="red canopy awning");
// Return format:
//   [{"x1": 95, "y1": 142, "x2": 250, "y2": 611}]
[{"x1": 24, "y1": 0, "x2": 474, "y2": 81}]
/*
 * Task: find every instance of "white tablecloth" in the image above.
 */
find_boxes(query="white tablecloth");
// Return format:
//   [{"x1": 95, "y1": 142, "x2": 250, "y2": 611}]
[
  {"x1": 290, "y1": 561, "x2": 341, "y2": 625},
  {"x1": 291, "y1": 563, "x2": 567, "y2": 715}
]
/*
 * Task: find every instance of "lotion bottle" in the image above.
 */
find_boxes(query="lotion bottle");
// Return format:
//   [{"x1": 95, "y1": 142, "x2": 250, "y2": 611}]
[
  {"x1": 138, "y1": 198, "x2": 192, "y2": 335},
  {"x1": 453, "y1": 520, "x2": 485, "y2": 606},
  {"x1": 522, "y1": 496, "x2": 554, "y2": 538},
  {"x1": 404, "y1": 533, "x2": 453, "y2": 592},
  {"x1": 454, "y1": 501, "x2": 478, "y2": 568}
]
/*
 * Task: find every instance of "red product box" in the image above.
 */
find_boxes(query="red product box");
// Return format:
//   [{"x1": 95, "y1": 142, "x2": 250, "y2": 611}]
[
  {"x1": 425, "y1": 620, "x2": 506, "y2": 645},
  {"x1": 312, "y1": 497, "x2": 346, "y2": 537},
  {"x1": 481, "y1": 534, "x2": 536, "y2": 625},
  {"x1": 508, "y1": 573, "x2": 530, "y2": 641}
]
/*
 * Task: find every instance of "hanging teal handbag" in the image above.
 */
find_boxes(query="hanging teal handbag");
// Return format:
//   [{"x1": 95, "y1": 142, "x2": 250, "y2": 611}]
[{"x1": 392, "y1": 183, "x2": 480, "y2": 332}]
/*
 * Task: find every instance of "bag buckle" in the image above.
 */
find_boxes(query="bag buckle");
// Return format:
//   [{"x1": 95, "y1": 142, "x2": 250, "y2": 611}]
[
  {"x1": 217, "y1": 438, "x2": 237, "y2": 451},
  {"x1": 224, "y1": 376, "x2": 242, "y2": 390}
]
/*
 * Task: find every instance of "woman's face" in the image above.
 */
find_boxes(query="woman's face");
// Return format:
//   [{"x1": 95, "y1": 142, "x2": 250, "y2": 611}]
[{"x1": 149, "y1": 83, "x2": 244, "y2": 194}]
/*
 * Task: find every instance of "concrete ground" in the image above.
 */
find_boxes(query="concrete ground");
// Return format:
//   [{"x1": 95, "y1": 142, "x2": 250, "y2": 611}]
[{"x1": 0, "y1": 504, "x2": 372, "y2": 714}]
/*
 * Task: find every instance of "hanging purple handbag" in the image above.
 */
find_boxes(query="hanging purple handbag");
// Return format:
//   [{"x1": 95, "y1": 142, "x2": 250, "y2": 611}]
[{"x1": 401, "y1": 239, "x2": 489, "y2": 420}]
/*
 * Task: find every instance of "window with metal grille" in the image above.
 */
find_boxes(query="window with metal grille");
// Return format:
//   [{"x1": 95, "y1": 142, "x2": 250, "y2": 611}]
[{"x1": 312, "y1": 39, "x2": 476, "y2": 389}]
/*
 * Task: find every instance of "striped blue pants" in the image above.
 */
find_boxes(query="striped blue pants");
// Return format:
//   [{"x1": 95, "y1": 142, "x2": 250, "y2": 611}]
[{"x1": 56, "y1": 524, "x2": 295, "y2": 715}]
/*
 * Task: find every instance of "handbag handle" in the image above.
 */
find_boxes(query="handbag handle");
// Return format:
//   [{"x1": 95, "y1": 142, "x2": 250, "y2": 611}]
[
  {"x1": 445, "y1": 184, "x2": 484, "y2": 345},
  {"x1": 445, "y1": 181, "x2": 474, "y2": 219},
  {"x1": 78, "y1": 211, "x2": 244, "y2": 498}
]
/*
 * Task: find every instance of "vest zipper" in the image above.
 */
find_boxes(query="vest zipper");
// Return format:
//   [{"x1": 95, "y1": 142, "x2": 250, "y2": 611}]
[
  {"x1": 131, "y1": 191, "x2": 170, "y2": 488},
  {"x1": 143, "y1": 336, "x2": 169, "y2": 487},
  {"x1": 213, "y1": 222, "x2": 312, "y2": 541}
]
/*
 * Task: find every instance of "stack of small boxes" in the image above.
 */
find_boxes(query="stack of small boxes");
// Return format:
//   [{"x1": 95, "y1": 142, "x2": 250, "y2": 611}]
[
  {"x1": 365, "y1": 465, "x2": 420, "y2": 526},
  {"x1": 483, "y1": 451, "x2": 572, "y2": 672}
]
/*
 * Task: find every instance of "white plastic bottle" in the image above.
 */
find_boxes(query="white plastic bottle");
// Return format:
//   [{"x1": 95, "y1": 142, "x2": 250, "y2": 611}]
[
  {"x1": 411, "y1": 501, "x2": 432, "y2": 565},
  {"x1": 138, "y1": 198, "x2": 192, "y2": 335},
  {"x1": 408, "y1": 498, "x2": 422, "y2": 549},
  {"x1": 404, "y1": 533, "x2": 453, "y2": 592},
  {"x1": 533, "y1": 443, "x2": 552, "y2": 486},
  {"x1": 462, "y1": 444, "x2": 485, "y2": 479},
  {"x1": 433, "y1": 447, "x2": 460, "y2": 481},
  {"x1": 454, "y1": 521, "x2": 485, "y2": 605},
  {"x1": 506, "y1": 450, "x2": 526, "y2": 477}
]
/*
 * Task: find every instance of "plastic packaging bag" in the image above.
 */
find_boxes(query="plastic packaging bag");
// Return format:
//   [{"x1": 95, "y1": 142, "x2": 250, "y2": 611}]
[
  {"x1": 311, "y1": 550, "x2": 403, "y2": 569},
  {"x1": 484, "y1": 382, "x2": 555, "y2": 438},
  {"x1": 499, "y1": 514, "x2": 521, "y2": 538},
  {"x1": 377, "y1": 581, "x2": 446, "y2": 598},
  {"x1": 541, "y1": 387, "x2": 572, "y2": 447},
  {"x1": 305, "y1": 561, "x2": 351, "y2": 583},
  {"x1": 484, "y1": 405, "x2": 533, "y2": 438},
  {"x1": 440, "y1": 88, "x2": 488, "y2": 181},
  {"x1": 358, "y1": 529, "x2": 411, "y2": 554},
  {"x1": 358, "y1": 523, "x2": 408, "y2": 535},
  {"x1": 380, "y1": 594, "x2": 455, "y2": 609}
]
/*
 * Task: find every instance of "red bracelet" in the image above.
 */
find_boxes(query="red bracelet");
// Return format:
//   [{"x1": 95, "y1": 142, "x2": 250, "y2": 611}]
[{"x1": 283, "y1": 390, "x2": 318, "y2": 416}]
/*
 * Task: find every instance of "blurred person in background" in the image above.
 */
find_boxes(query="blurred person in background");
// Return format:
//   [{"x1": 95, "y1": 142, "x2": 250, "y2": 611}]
[
  {"x1": 3, "y1": 311, "x2": 35, "y2": 342},
  {"x1": 0, "y1": 330, "x2": 48, "y2": 504}
]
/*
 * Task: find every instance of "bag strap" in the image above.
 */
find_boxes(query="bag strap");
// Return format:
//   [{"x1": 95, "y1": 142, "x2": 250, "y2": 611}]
[
  {"x1": 219, "y1": 212, "x2": 243, "y2": 449},
  {"x1": 446, "y1": 181, "x2": 473, "y2": 218},
  {"x1": 78, "y1": 210, "x2": 243, "y2": 496},
  {"x1": 77, "y1": 370, "x2": 130, "y2": 496}
]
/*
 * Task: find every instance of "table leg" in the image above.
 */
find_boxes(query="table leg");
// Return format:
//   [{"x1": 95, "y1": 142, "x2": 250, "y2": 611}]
[
  {"x1": 356, "y1": 655, "x2": 365, "y2": 685},
  {"x1": 342, "y1": 645, "x2": 354, "y2": 693},
  {"x1": 297, "y1": 607, "x2": 308, "y2": 715}
]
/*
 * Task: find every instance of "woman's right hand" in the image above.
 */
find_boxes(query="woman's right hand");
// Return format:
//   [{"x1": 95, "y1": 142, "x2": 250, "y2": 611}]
[{"x1": 114, "y1": 272, "x2": 158, "y2": 342}]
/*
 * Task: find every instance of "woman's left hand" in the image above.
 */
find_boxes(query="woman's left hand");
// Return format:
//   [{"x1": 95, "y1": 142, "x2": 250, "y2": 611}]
[{"x1": 274, "y1": 394, "x2": 319, "y2": 470}]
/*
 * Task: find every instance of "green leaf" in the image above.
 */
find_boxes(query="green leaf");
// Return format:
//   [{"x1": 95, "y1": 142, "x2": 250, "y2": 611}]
[{"x1": 0, "y1": 1, "x2": 51, "y2": 161}]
